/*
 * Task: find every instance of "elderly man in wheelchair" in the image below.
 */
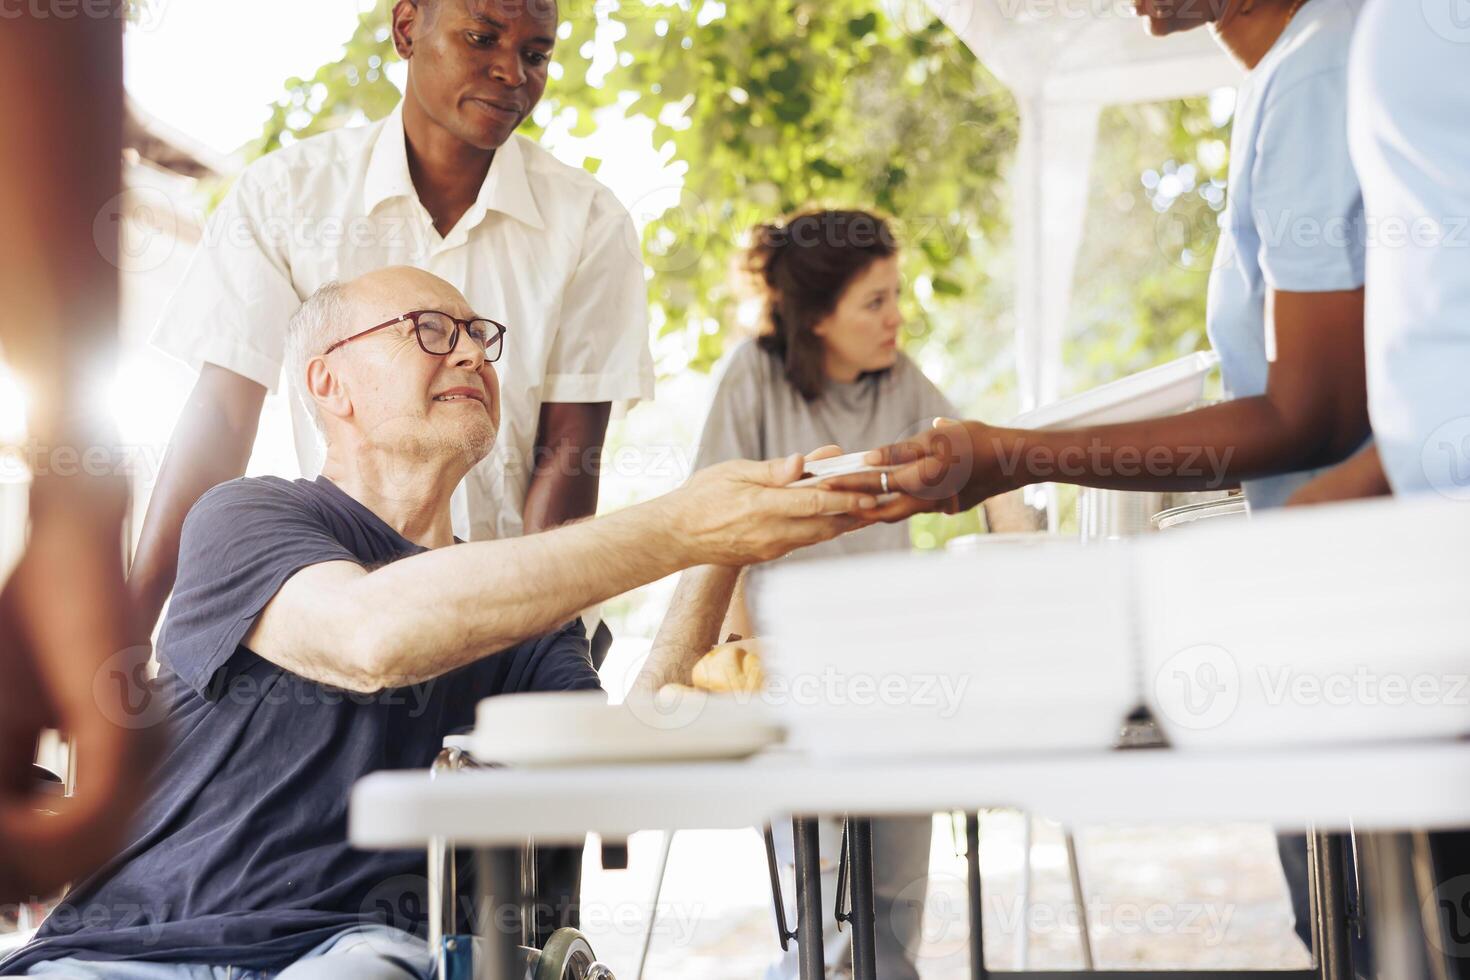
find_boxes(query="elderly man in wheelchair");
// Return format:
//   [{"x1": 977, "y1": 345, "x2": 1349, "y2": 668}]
[{"x1": 0, "y1": 266, "x2": 879, "y2": 980}]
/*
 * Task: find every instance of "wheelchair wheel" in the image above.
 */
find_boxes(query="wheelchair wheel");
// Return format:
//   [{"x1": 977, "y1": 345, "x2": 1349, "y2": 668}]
[{"x1": 534, "y1": 927, "x2": 614, "y2": 980}]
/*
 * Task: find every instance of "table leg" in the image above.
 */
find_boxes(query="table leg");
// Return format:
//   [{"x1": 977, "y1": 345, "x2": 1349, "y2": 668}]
[
  {"x1": 1358, "y1": 831, "x2": 1433, "y2": 980},
  {"x1": 848, "y1": 818, "x2": 878, "y2": 980},
  {"x1": 793, "y1": 817, "x2": 827, "y2": 980},
  {"x1": 1310, "y1": 831, "x2": 1355, "y2": 980},
  {"x1": 476, "y1": 848, "x2": 527, "y2": 980},
  {"x1": 1064, "y1": 829, "x2": 1095, "y2": 970},
  {"x1": 519, "y1": 840, "x2": 538, "y2": 949},
  {"x1": 966, "y1": 813, "x2": 988, "y2": 980}
]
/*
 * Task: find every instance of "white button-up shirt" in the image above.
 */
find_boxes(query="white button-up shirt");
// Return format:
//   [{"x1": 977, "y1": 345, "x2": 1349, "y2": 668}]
[{"x1": 153, "y1": 101, "x2": 655, "y2": 540}]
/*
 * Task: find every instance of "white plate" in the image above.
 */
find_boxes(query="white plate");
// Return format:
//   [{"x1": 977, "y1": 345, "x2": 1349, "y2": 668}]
[
  {"x1": 473, "y1": 691, "x2": 784, "y2": 768},
  {"x1": 790, "y1": 450, "x2": 891, "y2": 488}
]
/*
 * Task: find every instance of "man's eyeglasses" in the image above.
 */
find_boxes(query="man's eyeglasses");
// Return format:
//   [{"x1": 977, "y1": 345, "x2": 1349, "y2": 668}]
[{"x1": 321, "y1": 310, "x2": 507, "y2": 361}]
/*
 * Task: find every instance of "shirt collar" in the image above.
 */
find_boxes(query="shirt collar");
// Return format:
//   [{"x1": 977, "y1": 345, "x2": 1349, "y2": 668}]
[
  {"x1": 362, "y1": 101, "x2": 418, "y2": 215},
  {"x1": 363, "y1": 100, "x2": 546, "y2": 232}
]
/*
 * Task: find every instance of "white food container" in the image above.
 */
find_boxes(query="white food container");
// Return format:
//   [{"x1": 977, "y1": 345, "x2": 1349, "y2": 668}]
[
  {"x1": 755, "y1": 543, "x2": 1139, "y2": 760},
  {"x1": 1140, "y1": 495, "x2": 1470, "y2": 749},
  {"x1": 1010, "y1": 351, "x2": 1218, "y2": 431}
]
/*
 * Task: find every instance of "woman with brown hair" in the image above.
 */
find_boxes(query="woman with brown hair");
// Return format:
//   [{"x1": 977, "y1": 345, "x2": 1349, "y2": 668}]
[
  {"x1": 692, "y1": 208, "x2": 957, "y2": 979},
  {"x1": 695, "y1": 208, "x2": 956, "y2": 561}
]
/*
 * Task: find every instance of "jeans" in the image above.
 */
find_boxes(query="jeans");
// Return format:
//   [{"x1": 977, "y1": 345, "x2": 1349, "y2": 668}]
[
  {"x1": 1278, "y1": 832, "x2": 1314, "y2": 952},
  {"x1": 18, "y1": 925, "x2": 440, "y2": 980}
]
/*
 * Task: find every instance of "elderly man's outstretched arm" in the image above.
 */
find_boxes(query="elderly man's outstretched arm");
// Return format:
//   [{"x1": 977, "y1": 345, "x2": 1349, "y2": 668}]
[
  {"x1": 225, "y1": 267, "x2": 875, "y2": 693},
  {"x1": 245, "y1": 455, "x2": 872, "y2": 691}
]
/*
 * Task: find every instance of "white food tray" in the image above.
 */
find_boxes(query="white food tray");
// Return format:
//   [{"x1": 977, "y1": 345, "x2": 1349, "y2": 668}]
[
  {"x1": 1139, "y1": 495, "x2": 1470, "y2": 749},
  {"x1": 755, "y1": 544, "x2": 1139, "y2": 759},
  {"x1": 1011, "y1": 351, "x2": 1219, "y2": 430}
]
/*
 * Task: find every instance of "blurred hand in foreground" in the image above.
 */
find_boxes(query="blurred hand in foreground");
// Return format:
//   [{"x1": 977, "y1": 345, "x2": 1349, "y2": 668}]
[
  {"x1": 0, "y1": 477, "x2": 158, "y2": 903},
  {"x1": 0, "y1": 12, "x2": 158, "y2": 903}
]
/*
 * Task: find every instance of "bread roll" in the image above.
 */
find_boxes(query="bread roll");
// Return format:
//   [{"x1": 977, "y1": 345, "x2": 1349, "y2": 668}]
[{"x1": 691, "y1": 639, "x2": 765, "y2": 693}]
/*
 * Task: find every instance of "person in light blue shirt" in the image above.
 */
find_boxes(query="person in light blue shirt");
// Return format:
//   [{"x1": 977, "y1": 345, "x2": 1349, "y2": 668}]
[
  {"x1": 1200, "y1": 0, "x2": 1369, "y2": 508},
  {"x1": 1297, "y1": 0, "x2": 1470, "y2": 501}
]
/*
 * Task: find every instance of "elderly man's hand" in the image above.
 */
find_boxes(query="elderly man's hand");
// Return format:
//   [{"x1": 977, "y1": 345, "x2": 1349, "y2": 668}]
[
  {"x1": 675, "y1": 449, "x2": 878, "y2": 566},
  {"x1": 825, "y1": 420, "x2": 1019, "y2": 522}
]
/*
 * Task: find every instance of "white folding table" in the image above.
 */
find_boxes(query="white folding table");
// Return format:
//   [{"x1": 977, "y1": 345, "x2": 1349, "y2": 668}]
[{"x1": 351, "y1": 739, "x2": 1470, "y2": 980}]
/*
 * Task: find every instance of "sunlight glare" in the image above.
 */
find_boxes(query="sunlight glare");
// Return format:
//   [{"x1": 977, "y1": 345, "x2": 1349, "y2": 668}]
[{"x1": 0, "y1": 363, "x2": 27, "y2": 446}]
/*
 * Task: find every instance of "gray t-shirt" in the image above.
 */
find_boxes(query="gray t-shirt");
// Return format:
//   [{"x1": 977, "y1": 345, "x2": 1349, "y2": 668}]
[{"x1": 694, "y1": 339, "x2": 957, "y2": 562}]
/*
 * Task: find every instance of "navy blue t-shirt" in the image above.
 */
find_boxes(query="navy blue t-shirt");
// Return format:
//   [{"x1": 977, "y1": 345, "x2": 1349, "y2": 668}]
[{"x1": 3, "y1": 476, "x2": 601, "y2": 973}]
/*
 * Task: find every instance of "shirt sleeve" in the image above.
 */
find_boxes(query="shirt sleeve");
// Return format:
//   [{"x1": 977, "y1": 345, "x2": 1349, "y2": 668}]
[
  {"x1": 506, "y1": 620, "x2": 603, "y2": 694},
  {"x1": 693, "y1": 342, "x2": 767, "y2": 470},
  {"x1": 1250, "y1": 68, "x2": 1366, "y2": 294},
  {"x1": 541, "y1": 190, "x2": 655, "y2": 410},
  {"x1": 149, "y1": 164, "x2": 303, "y2": 392},
  {"x1": 158, "y1": 479, "x2": 361, "y2": 697}
]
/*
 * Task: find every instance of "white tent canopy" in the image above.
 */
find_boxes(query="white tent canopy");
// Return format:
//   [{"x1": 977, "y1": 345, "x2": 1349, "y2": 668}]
[{"x1": 921, "y1": 0, "x2": 1240, "y2": 410}]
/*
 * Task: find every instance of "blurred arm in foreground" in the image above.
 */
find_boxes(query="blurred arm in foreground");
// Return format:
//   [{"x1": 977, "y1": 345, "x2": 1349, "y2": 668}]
[{"x1": 0, "y1": 9, "x2": 156, "y2": 902}]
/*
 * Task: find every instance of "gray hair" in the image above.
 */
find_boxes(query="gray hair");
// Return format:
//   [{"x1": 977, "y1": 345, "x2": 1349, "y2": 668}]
[{"x1": 285, "y1": 280, "x2": 352, "y2": 431}]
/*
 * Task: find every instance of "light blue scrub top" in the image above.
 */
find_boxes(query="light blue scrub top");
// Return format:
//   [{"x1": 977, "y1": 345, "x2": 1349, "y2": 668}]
[
  {"x1": 1205, "y1": 0, "x2": 1365, "y2": 510},
  {"x1": 1350, "y1": 0, "x2": 1470, "y2": 499}
]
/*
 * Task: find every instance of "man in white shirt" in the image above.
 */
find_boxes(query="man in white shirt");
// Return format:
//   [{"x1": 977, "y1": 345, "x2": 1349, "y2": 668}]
[
  {"x1": 128, "y1": 0, "x2": 651, "y2": 936},
  {"x1": 132, "y1": 0, "x2": 651, "y2": 624}
]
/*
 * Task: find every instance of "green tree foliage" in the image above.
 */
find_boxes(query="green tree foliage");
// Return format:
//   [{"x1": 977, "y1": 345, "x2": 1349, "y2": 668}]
[
  {"x1": 602, "y1": 2, "x2": 1017, "y2": 374},
  {"x1": 1068, "y1": 96, "x2": 1232, "y2": 395},
  {"x1": 251, "y1": 10, "x2": 403, "y2": 156}
]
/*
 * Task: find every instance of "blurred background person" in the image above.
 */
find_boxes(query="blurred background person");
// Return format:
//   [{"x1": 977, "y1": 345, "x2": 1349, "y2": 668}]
[
  {"x1": 0, "y1": 10, "x2": 155, "y2": 903},
  {"x1": 692, "y1": 209, "x2": 956, "y2": 980}
]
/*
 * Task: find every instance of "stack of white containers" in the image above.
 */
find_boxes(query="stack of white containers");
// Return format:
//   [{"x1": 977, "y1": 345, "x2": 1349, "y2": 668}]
[
  {"x1": 757, "y1": 495, "x2": 1470, "y2": 761},
  {"x1": 756, "y1": 347, "x2": 1470, "y2": 761},
  {"x1": 1139, "y1": 494, "x2": 1470, "y2": 749},
  {"x1": 754, "y1": 541, "x2": 1139, "y2": 760}
]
